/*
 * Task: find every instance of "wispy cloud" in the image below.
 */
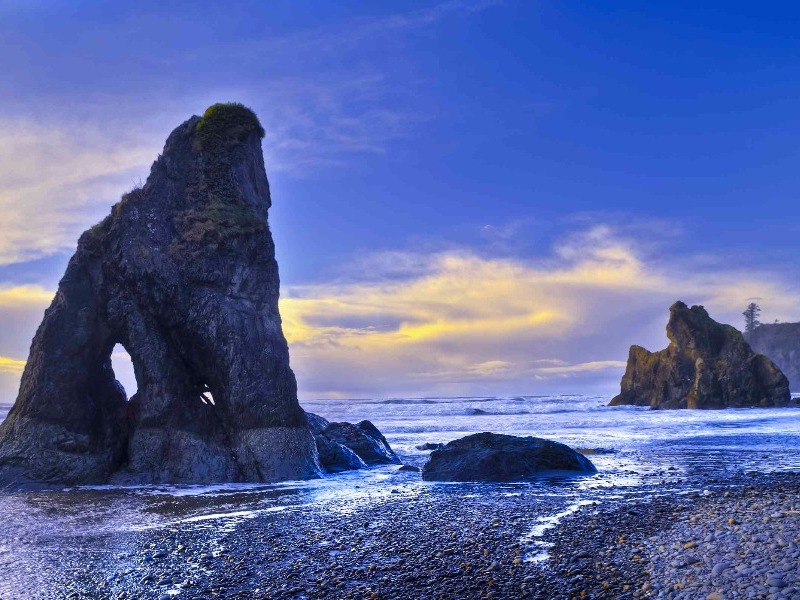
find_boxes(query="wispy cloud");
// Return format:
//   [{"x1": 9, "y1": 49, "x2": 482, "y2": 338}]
[
  {"x1": 0, "y1": 120, "x2": 157, "y2": 264},
  {"x1": 532, "y1": 360, "x2": 628, "y2": 377},
  {"x1": 250, "y1": 76, "x2": 423, "y2": 173},
  {"x1": 0, "y1": 1, "x2": 500, "y2": 265}
]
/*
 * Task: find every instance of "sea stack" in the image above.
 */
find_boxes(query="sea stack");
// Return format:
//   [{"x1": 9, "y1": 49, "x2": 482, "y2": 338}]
[
  {"x1": 0, "y1": 104, "x2": 321, "y2": 486},
  {"x1": 609, "y1": 301, "x2": 792, "y2": 409}
]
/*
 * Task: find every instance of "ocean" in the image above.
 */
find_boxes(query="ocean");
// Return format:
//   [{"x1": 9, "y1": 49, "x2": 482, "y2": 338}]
[{"x1": 1, "y1": 395, "x2": 799, "y2": 596}]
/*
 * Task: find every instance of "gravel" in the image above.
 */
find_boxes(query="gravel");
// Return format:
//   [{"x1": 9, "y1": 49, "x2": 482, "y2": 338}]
[
  {"x1": 26, "y1": 472, "x2": 800, "y2": 599},
  {"x1": 541, "y1": 472, "x2": 800, "y2": 600}
]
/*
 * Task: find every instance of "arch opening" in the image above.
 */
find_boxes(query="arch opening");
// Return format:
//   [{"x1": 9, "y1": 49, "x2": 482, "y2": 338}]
[
  {"x1": 198, "y1": 384, "x2": 216, "y2": 406},
  {"x1": 110, "y1": 343, "x2": 138, "y2": 400}
]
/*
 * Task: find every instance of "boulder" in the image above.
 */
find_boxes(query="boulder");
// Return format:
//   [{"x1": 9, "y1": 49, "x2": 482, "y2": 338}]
[
  {"x1": 306, "y1": 412, "x2": 399, "y2": 472},
  {"x1": 421, "y1": 432, "x2": 596, "y2": 482},
  {"x1": 610, "y1": 301, "x2": 792, "y2": 409},
  {"x1": 0, "y1": 104, "x2": 321, "y2": 487}
]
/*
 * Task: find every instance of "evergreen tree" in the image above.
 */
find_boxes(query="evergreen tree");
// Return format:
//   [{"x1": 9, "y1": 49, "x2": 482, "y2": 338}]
[{"x1": 742, "y1": 302, "x2": 762, "y2": 335}]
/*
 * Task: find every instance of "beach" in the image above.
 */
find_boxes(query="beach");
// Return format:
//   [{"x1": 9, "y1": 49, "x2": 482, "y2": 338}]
[{"x1": 1, "y1": 395, "x2": 799, "y2": 599}]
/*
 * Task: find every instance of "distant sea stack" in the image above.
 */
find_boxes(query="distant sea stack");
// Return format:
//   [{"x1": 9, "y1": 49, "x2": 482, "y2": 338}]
[
  {"x1": 747, "y1": 322, "x2": 800, "y2": 392},
  {"x1": 0, "y1": 104, "x2": 322, "y2": 486},
  {"x1": 609, "y1": 301, "x2": 792, "y2": 409}
]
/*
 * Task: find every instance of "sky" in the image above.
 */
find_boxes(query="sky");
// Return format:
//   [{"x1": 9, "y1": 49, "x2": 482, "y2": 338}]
[{"x1": 0, "y1": 0, "x2": 799, "y2": 401}]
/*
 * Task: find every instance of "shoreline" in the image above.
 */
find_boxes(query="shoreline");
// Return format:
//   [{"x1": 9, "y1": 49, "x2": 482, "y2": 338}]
[{"x1": 11, "y1": 471, "x2": 794, "y2": 599}]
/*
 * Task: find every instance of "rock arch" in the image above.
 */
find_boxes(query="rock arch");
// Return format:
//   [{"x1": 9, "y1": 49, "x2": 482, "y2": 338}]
[{"x1": 0, "y1": 104, "x2": 320, "y2": 486}]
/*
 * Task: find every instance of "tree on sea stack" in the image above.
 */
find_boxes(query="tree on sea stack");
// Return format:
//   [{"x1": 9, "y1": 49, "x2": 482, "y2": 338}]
[{"x1": 743, "y1": 302, "x2": 762, "y2": 336}]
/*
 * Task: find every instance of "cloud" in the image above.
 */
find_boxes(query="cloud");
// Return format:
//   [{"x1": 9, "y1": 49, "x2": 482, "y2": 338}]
[
  {"x1": 281, "y1": 224, "x2": 800, "y2": 399},
  {"x1": 0, "y1": 1, "x2": 503, "y2": 266},
  {"x1": 0, "y1": 284, "x2": 54, "y2": 308},
  {"x1": 0, "y1": 88, "x2": 414, "y2": 266},
  {"x1": 0, "y1": 223, "x2": 794, "y2": 402},
  {"x1": 0, "y1": 356, "x2": 25, "y2": 374},
  {"x1": 251, "y1": 76, "x2": 423, "y2": 173},
  {"x1": 532, "y1": 360, "x2": 628, "y2": 377},
  {"x1": 0, "y1": 119, "x2": 157, "y2": 265}
]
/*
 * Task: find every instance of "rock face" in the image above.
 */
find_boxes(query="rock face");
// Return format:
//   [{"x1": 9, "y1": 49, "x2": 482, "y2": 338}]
[
  {"x1": 0, "y1": 104, "x2": 322, "y2": 486},
  {"x1": 747, "y1": 323, "x2": 800, "y2": 392},
  {"x1": 610, "y1": 301, "x2": 792, "y2": 409},
  {"x1": 421, "y1": 432, "x2": 596, "y2": 482},
  {"x1": 306, "y1": 412, "x2": 400, "y2": 473}
]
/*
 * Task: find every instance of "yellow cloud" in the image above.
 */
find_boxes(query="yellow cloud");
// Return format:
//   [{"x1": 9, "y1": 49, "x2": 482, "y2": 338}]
[
  {"x1": 0, "y1": 285, "x2": 54, "y2": 308},
  {"x1": 0, "y1": 356, "x2": 26, "y2": 374},
  {"x1": 281, "y1": 253, "x2": 576, "y2": 354},
  {"x1": 280, "y1": 238, "x2": 663, "y2": 356}
]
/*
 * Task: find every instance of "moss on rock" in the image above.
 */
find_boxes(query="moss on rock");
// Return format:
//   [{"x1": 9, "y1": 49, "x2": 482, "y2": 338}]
[{"x1": 195, "y1": 103, "x2": 265, "y2": 150}]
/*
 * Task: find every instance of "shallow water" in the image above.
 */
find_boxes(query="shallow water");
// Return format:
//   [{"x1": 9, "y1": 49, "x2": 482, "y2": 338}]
[
  {"x1": 305, "y1": 394, "x2": 800, "y2": 476},
  {"x1": 1, "y1": 395, "x2": 799, "y2": 597}
]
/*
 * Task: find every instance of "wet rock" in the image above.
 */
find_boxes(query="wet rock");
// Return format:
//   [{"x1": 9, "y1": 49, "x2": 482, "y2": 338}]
[
  {"x1": 575, "y1": 447, "x2": 617, "y2": 456},
  {"x1": 610, "y1": 301, "x2": 792, "y2": 409},
  {"x1": 0, "y1": 103, "x2": 320, "y2": 486},
  {"x1": 416, "y1": 443, "x2": 444, "y2": 451},
  {"x1": 398, "y1": 465, "x2": 421, "y2": 472},
  {"x1": 421, "y1": 432, "x2": 596, "y2": 482},
  {"x1": 306, "y1": 412, "x2": 399, "y2": 472},
  {"x1": 323, "y1": 420, "x2": 400, "y2": 466}
]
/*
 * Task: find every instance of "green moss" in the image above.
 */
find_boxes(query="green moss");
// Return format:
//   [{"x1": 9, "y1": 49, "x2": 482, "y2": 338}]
[
  {"x1": 195, "y1": 102, "x2": 265, "y2": 149},
  {"x1": 177, "y1": 200, "x2": 266, "y2": 246},
  {"x1": 173, "y1": 103, "x2": 267, "y2": 252},
  {"x1": 84, "y1": 215, "x2": 113, "y2": 250}
]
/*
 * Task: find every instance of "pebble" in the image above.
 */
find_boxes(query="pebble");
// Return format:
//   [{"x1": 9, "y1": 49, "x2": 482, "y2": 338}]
[
  {"x1": 766, "y1": 575, "x2": 785, "y2": 587},
  {"x1": 711, "y1": 562, "x2": 730, "y2": 576}
]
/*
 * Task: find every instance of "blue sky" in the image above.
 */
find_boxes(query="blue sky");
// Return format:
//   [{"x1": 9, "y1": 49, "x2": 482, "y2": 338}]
[{"x1": 0, "y1": 1, "x2": 798, "y2": 400}]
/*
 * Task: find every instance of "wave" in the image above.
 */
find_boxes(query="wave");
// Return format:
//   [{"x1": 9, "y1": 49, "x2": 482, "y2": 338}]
[
  {"x1": 465, "y1": 408, "x2": 529, "y2": 416},
  {"x1": 379, "y1": 398, "x2": 439, "y2": 405}
]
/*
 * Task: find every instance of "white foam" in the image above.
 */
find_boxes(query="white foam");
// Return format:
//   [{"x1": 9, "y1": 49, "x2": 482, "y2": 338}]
[
  {"x1": 521, "y1": 499, "x2": 596, "y2": 563},
  {"x1": 181, "y1": 506, "x2": 287, "y2": 523}
]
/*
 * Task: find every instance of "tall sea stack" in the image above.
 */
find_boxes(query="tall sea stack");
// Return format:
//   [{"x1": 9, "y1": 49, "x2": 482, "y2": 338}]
[
  {"x1": 0, "y1": 104, "x2": 321, "y2": 486},
  {"x1": 610, "y1": 301, "x2": 792, "y2": 409}
]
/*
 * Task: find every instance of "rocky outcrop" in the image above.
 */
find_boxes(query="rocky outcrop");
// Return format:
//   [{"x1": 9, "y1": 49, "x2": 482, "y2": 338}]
[
  {"x1": 421, "y1": 432, "x2": 596, "y2": 482},
  {"x1": 0, "y1": 104, "x2": 322, "y2": 487},
  {"x1": 306, "y1": 412, "x2": 400, "y2": 473},
  {"x1": 747, "y1": 323, "x2": 800, "y2": 392},
  {"x1": 610, "y1": 301, "x2": 792, "y2": 409}
]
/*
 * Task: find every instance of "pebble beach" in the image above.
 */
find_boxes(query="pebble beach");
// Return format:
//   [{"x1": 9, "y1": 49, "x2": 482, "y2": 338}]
[
  {"x1": 2, "y1": 396, "x2": 799, "y2": 599},
  {"x1": 3, "y1": 472, "x2": 793, "y2": 599}
]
